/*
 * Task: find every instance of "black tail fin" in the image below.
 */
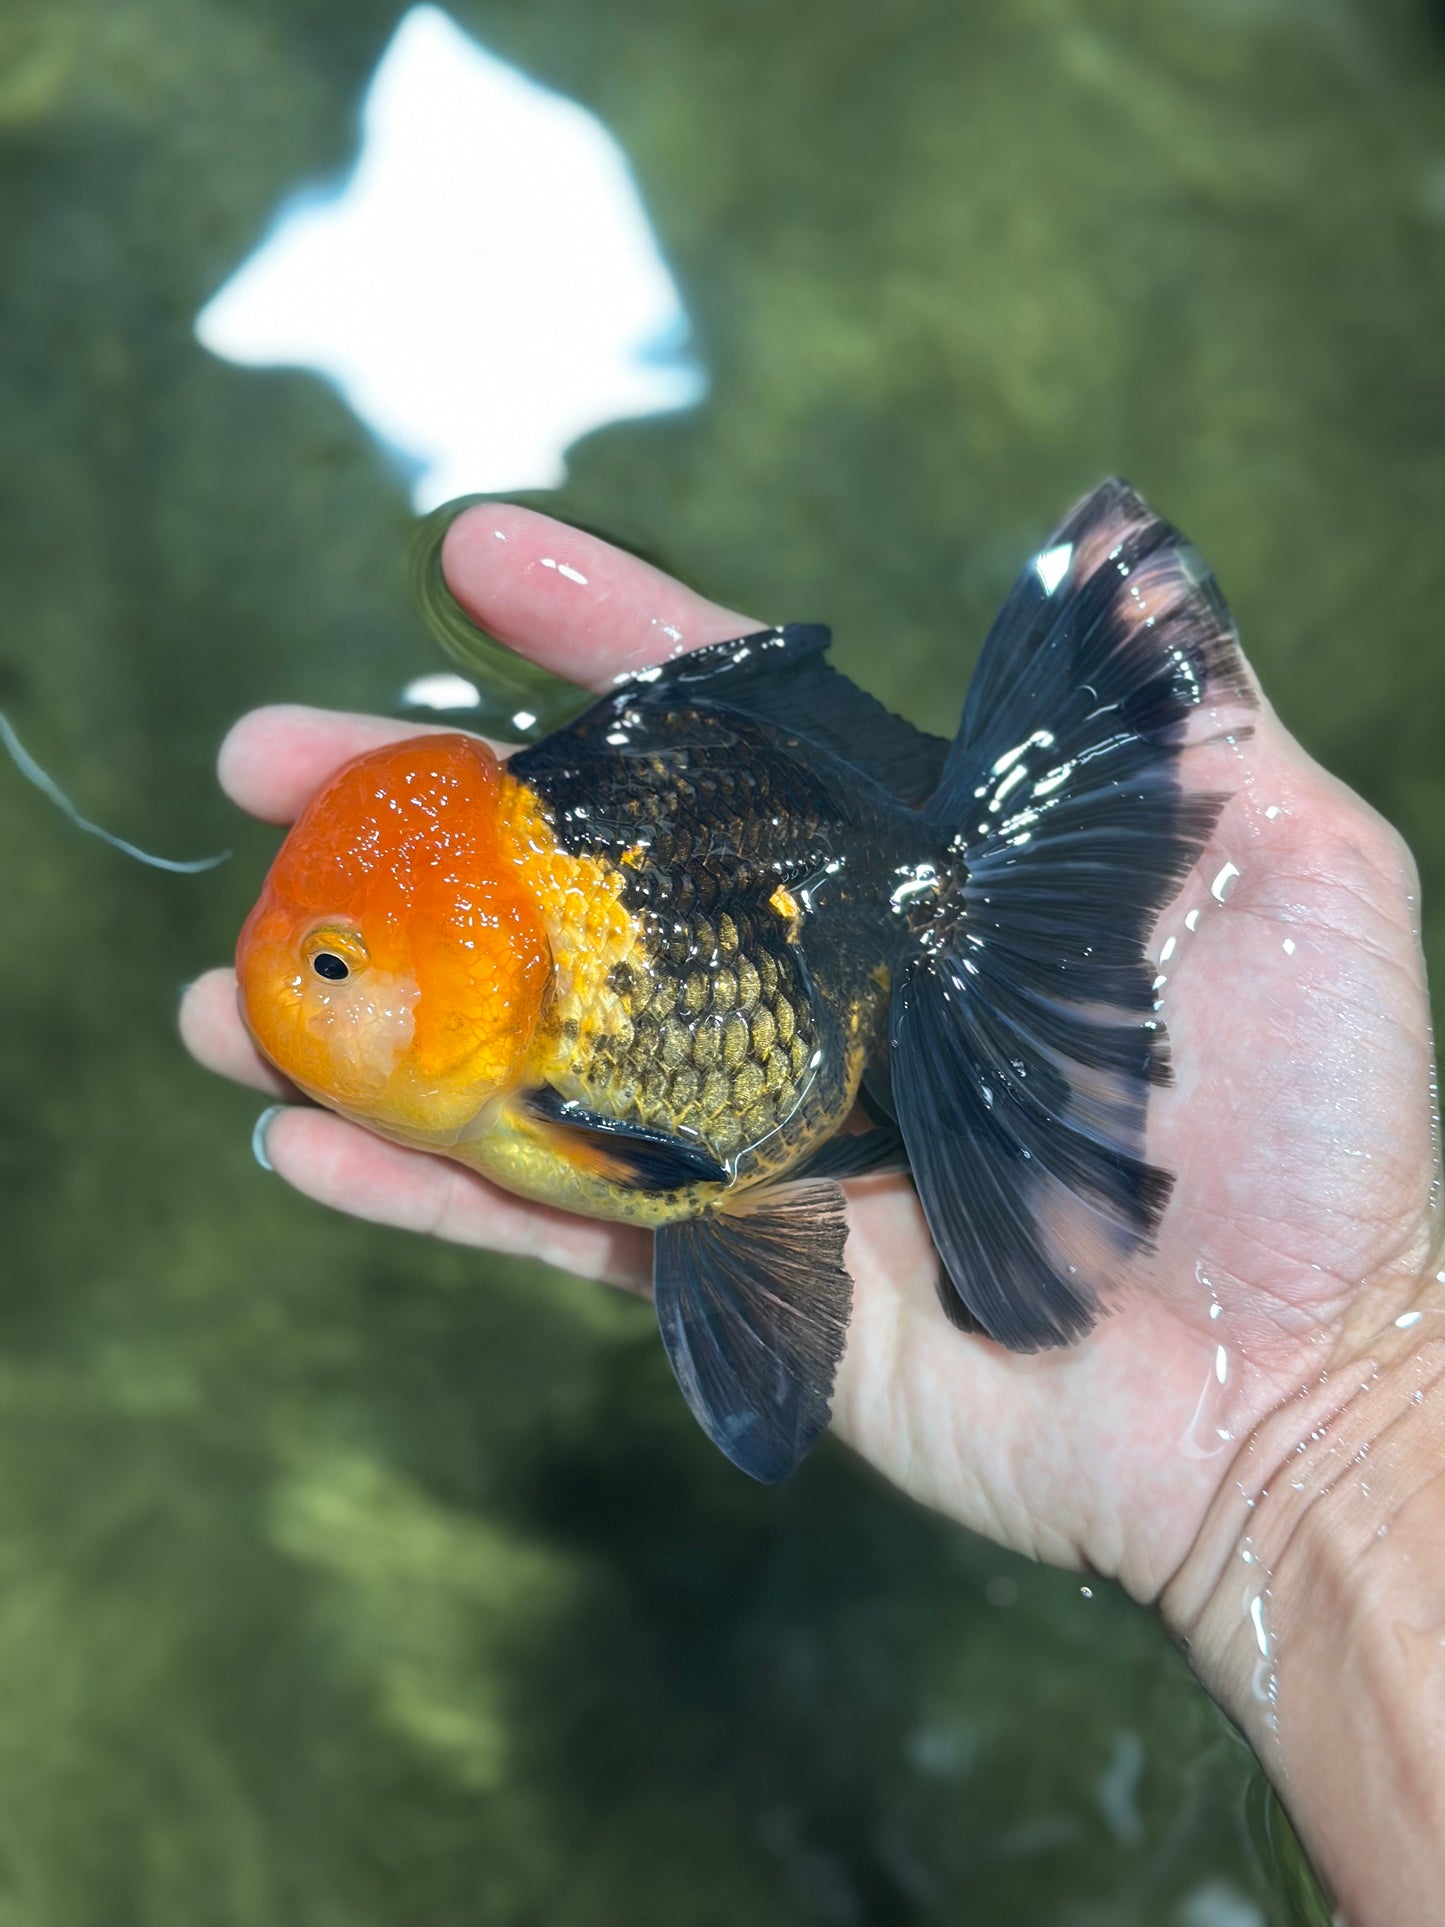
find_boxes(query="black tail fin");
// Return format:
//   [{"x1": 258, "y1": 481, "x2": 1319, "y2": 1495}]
[{"x1": 893, "y1": 479, "x2": 1256, "y2": 1350}]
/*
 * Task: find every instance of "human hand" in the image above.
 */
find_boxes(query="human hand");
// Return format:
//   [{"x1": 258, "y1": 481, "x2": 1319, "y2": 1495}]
[{"x1": 180, "y1": 501, "x2": 1440, "y2": 1612}]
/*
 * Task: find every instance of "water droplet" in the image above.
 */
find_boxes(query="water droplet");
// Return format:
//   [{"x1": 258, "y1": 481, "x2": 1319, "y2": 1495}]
[
  {"x1": 1180, "y1": 1276, "x2": 1240, "y2": 1458},
  {"x1": 1248, "y1": 1593, "x2": 1270, "y2": 1657},
  {"x1": 1210, "y1": 860, "x2": 1240, "y2": 903}
]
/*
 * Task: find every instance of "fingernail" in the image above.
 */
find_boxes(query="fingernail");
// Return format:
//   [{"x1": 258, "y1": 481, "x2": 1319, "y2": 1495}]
[{"x1": 252, "y1": 1104, "x2": 286, "y2": 1173}]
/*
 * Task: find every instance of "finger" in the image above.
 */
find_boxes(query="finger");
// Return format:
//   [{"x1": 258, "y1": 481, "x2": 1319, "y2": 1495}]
[
  {"x1": 219, "y1": 508, "x2": 759, "y2": 825},
  {"x1": 180, "y1": 967, "x2": 297, "y2": 1097},
  {"x1": 441, "y1": 502, "x2": 760, "y2": 689},
  {"x1": 218, "y1": 705, "x2": 454, "y2": 824},
  {"x1": 256, "y1": 1105, "x2": 653, "y2": 1294}
]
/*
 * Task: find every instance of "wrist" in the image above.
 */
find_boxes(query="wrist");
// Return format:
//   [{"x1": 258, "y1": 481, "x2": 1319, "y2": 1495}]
[{"x1": 1162, "y1": 1280, "x2": 1445, "y2": 1922}]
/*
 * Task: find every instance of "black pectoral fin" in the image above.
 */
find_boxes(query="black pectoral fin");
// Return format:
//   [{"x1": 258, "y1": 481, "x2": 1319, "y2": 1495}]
[
  {"x1": 654, "y1": 1182, "x2": 853, "y2": 1482},
  {"x1": 519, "y1": 1087, "x2": 728, "y2": 1192}
]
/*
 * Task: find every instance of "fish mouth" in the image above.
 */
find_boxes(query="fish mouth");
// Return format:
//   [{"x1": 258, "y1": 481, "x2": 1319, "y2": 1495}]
[
  {"x1": 236, "y1": 907, "x2": 420, "y2": 1110},
  {"x1": 300, "y1": 965, "x2": 422, "y2": 1100}
]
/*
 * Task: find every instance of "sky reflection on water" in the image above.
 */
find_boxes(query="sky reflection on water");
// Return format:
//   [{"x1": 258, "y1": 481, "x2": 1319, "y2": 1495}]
[{"x1": 195, "y1": 5, "x2": 705, "y2": 509}]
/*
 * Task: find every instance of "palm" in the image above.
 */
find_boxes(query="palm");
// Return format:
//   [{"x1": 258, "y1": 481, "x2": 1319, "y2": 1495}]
[
  {"x1": 836, "y1": 703, "x2": 1437, "y2": 1597},
  {"x1": 182, "y1": 505, "x2": 1439, "y2": 1605}
]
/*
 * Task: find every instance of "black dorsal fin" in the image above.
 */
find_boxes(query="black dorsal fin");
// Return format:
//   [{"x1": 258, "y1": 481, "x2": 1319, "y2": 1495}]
[
  {"x1": 612, "y1": 625, "x2": 949, "y2": 809},
  {"x1": 653, "y1": 1179, "x2": 853, "y2": 1481}
]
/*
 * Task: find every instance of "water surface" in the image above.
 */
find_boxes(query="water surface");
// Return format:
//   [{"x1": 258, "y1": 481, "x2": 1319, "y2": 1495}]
[{"x1": 2, "y1": 1, "x2": 1441, "y2": 1920}]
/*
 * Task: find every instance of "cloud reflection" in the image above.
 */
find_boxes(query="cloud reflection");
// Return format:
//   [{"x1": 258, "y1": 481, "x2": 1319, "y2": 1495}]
[{"x1": 196, "y1": 5, "x2": 705, "y2": 508}]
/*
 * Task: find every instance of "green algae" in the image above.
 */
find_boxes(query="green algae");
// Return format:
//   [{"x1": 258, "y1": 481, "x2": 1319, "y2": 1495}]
[{"x1": 2, "y1": 0, "x2": 1443, "y2": 1919}]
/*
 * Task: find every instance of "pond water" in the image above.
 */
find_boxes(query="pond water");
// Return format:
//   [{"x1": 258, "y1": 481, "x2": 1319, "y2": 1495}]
[{"x1": 2, "y1": 0, "x2": 1441, "y2": 1920}]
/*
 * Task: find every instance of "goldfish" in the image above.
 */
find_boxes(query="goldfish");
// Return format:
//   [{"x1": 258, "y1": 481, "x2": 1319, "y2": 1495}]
[{"x1": 237, "y1": 480, "x2": 1253, "y2": 1480}]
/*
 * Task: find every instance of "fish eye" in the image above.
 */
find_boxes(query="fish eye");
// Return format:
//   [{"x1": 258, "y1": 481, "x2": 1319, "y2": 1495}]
[{"x1": 303, "y1": 925, "x2": 368, "y2": 982}]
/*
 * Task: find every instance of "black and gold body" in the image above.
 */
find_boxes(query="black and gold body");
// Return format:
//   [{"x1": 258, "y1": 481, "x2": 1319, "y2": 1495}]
[{"x1": 511, "y1": 695, "x2": 932, "y2": 1189}]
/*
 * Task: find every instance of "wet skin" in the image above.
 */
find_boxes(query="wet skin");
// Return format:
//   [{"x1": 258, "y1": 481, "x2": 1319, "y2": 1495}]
[{"x1": 180, "y1": 500, "x2": 1440, "y2": 1609}]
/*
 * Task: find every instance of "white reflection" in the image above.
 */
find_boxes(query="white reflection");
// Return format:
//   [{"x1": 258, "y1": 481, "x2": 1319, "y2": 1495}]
[
  {"x1": 400, "y1": 672, "x2": 482, "y2": 710},
  {"x1": 1034, "y1": 542, "x2": 1072, "y2": 594},
  {"x1": 1209, "y1": 859, "x2": 1240, "y2": 903},
  {"x1": 1177, "y1": 1880, "x2": 1265, "y2": 1927},
  {"x1": 0, "y1": 713, "x2": 228, "y2": 874},
  {"x1": 195, "y1": 6, "x2": 705, "y2": 508}
]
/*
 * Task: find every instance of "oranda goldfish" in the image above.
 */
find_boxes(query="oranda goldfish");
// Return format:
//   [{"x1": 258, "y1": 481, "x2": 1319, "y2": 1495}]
[{"x1": 237, "y1": 480, "x2": 1253, "y2": 1480}]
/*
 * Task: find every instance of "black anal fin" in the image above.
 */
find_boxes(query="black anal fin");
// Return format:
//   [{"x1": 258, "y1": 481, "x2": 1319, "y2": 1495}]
[
  {"x1": 790, "y1": 1123, "x2": 909, "y2": 1182},
  {"x1": 654, "y1": 1181, "x2": 853, "y2": 1482},
  {"x1": 520, "y1": 1086, "x2": 728, "y2": 1192},
  {"x1": 859, "y1": 1059, "x2": 897, "y2": 1123}
]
